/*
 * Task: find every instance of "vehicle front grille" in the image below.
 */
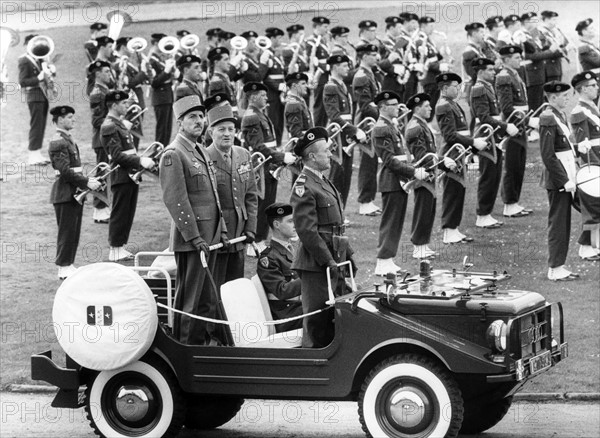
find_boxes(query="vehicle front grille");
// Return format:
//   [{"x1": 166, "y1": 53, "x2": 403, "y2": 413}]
[{"x1": 517, "y1": 307, "x2": 550, "y2": 359}]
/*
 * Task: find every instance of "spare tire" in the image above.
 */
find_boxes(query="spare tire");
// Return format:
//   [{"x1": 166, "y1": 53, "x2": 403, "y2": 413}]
[{"x1": 52, "y1": 263, "x2": 158, "y2": 371}]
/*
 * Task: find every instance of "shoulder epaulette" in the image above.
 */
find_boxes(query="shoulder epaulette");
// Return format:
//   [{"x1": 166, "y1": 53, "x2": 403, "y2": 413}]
[
  {"x1": 471, "y1": 82, "x2": 486, "y2": 98},
  {"x1": 495, "y1": 70, "x2": 511, "y2": 86},
  {"x1": 100, "y1": 120, "x2": 117, "y2": 134},
  {"x1": 435, "y1": 99, "x2": 451, "y2": 115},
  {"x1": 570, "y1": 106, "x2": 586, "y2": 124},
  {"x1": 539, "y1": 109, "x2": 556, "y2": 127}
]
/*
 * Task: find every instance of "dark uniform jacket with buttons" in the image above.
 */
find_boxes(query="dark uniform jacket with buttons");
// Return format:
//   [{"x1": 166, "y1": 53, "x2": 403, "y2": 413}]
[
  {"x1": 290, "y1": 168, "x2": 352, "y2": 272},
  {"x1": 208, "y1": 71, "x2": 238, "y2": 106},
  {"x1": 578, "y1": 40, "x2": 600, "y2": 71},
  {"x1": 258, "y1": 54, "x2": 286, "y2": 101},
  {"x1": 149, "y1": 53, "x2": 174, "y2": 106},
  {"x1": 570, "y1": 100, "x2": 600, "y2": 163},
  {"x1": 537, "y1": 25, "x2": 563, "y2": 79},
  {"x1": 241, "y1": 104, "x2": 284, "y2": 166},
  {"x1": 101, "y1": 115, "x2": 141, "y2": 185},
  {"x1": 495, "y1": 67, "x2": 529, "y2": 117},
  {"x1": 373, "y1": 116, "x2": 415, "y2": 192},
  {"x1": 18, "y1": 54, "x2": 47, "y2": 103},
  {"x1": 522, "y1": 29, "x2": 562, "y2": 86},
  {"x1": 323, "y1": 77, "x2": 357, "y2": 141},
  {"x1": 462, "y1": 43, "x2": 484, "y2": 85},
  {"x1": 539, "y1": 106, "x2": 575, "y2": 190},
  {"x1": 284, "y1": 93, "x2": 313, "y2": 139},
  {"x1": 413, "y1": 33, "x2": 444, "y2": 86},
  {"x1": 435, "y1": 96, "x2": 475, "y2": 152},
  {"x1": 405, "y1": 116, "x2": 437, "y2": 195},
  {"x1": 159, "y1": 134, "x2": 226, "y2": 252},
  {"x1": 470, "y1": 79, "x2": 508, "y2": 137},
  {"x1": 114, "y1": 60, "x2": 149, "y2": 108},
  {"x1": 90, "y1": 82, "x2": 111, "y2": 151},
  {"x1": 352, "y1": 65, "x2": 380, "y2": 122},
  {"x1": 48, "y1": 130, "x2": 89, "y2": 204},
  {"x1": 206, "y1": 144, "x2": 258, "y2": 252}
]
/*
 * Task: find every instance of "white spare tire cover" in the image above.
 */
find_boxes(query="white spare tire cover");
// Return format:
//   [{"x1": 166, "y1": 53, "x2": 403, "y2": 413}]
[{"x1": 52, "y1": 263, "x2": 158, "y2": 371}]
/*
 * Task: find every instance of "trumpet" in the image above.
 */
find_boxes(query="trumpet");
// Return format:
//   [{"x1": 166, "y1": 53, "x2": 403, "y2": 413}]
[
  {"x1": 27, "y1": 35, "x2": 59, "y2": 101},
  {"x1": 180, "y1": 33, "x2": 200, "y2": 54},
  {"x1": 343, "y1": 117, "x2": 377, "y2": 157},
  {"x1": 437, "y1": 143, "x2": 470, "y2": 180},
  {"x1": 271, "y1": 138, "x2": 300, "y2": 180},
  {"x1": 129, "y1": 142, "x2": 164, "y2": 184},
  {"x1": 74, "y1": 163, "x2": 120, "y2": 205},
  {"x1": 251, "y1": 151, "x2": 272, "y2": 200},
  {"x1": 401, "y1": 152, "x2": 440, "y2": 192},
  {"x1": 472, "y1": 123, "x2": 500, "y2": 164}
]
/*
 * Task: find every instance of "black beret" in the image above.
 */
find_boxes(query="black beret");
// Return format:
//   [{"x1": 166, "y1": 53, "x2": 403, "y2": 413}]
[
  {"x1": 498, "y1": 45, "x2": 523, "y2": 56},
  {"x1": 471, "y1": 57, "x2": 495, "y2": 70},
  {"x1": 105, "y1": 90, "x2": 129, "y2": 104},
  {"x1": 116, "y1": 36, "x2": 131, "y2": 49},
  {"x1": 400, "y1": 13, "x2": 419, "y2": 22},
  {"x1": 576, "y1": 18, "x2": 593, "y2": 33},
  {"x1": 218, "y1": 30, "x2": 236, "y2": 40},
  {"x1": 312, "y1": 16, "x2": 330, "y2": 25},
  {"x1": 386, "y1": 16, "x2": 401, "y2": 25},
  {"x1": 265, "y1": 202, "x2": 293, "y2": 219},
  {"x1": 543, "y1": 81, "x2": 571, "y2": 93},
  {"x1": 327, "y1": 54, "x2": 350, "y2": 65},
  {"x1": 355, "y1": 44, "x2": 379, "y2": 54},
  {"x1": 95, "y1": 36, "x2": 114, "y2": 47},
  {"x1": 541, "y1": 11, "x2": 558, "y2": 19},
  {"x1": 520, "y1": 12, "x2": 537, "y2": 21},
  {"x1": 406, "y1": 93, "x2": 431, "y2": 110},
  {"x1": 88, "y1": 60, "x2": 111, "y2": 74},
  {"x1": 23, "y1": 34, "x2": 38, "y2": 45},
  {"x1": 241, "y1": 30, "x2": 258, "y2": 39},
  {"x1": 435, "y1": 72, "x2": 462, "y2": 85},
  {"x1": 90, "y1": 22, "x2": 107, "y2": 31},
  {"x1": 265, "y1": 27, "x2": 284, "y2": 38},
  {"x1": 243, "y1": 82, "x2": 268, "y2": 94},
  {"x1": 206, "y1": 28, "x2": 222, "y2": 37},
  {"x1": 150, "y1": 33, "x2": 167, "y2": 43},
  {"x1": 294, "y1": 127, "x2": 329, "y2": 156},
  {"x1": 207, "y1": 46, "x2": 229, "y2": 61},
  {"x1": 419, "y1": 16, "x2": 435, "y2": 24},
  {"x1": 485, "y1": 16, "x2": 503, "y2": 27},
  {"x1": 285, "y1": 72, "x2": 309, "y2": 84},
  {"x1": 286, "y1": 24, "x2": 304, "y2": 34},
  {"x1": 50, "y1": 105, "x2": 75, "y2": 117},
  {"x1": 176, "y1": 30, "x2": 190, "y2": 37},
  {"x1": 176, "y1": 54, "x2": 202, "y2": 68},
  {"x1": 330, "y1": 26, "x2": 350, "y2": 36},
  {"x1": 359, "y1": 20, "x2": 377, "y2": 29},
  {"x1": 571, "y1": 71, "x2": 598, "y2": 88},
  {"x1": 374, "y1": 90, "x2": 401, "y2": 105},
  {"x1": 464, "y1": 22, "x2": 484, "y2": 32},
  {"x1": 204, "y1": 93, "x2": 230, "y2": 110},
  {"x1": 503, "y1": 15, "x2": 520, "y2": 25}
]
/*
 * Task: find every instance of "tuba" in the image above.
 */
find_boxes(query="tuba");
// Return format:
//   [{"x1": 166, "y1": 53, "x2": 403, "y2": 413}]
[
  {"x1": 180, "y1": 33, "x2": 200, "y2": 54},
  {"x1": 106, "y1": 10, "x2": 133, "y2": 41},
  {"x1": 255, "y1": 36, "x2": 272, "y2": 51},
  {"x1": 158, "y1": 36, "x2": 181, "y2": 58},
  {"x1": 27, "y1": 35, "x2": 59, "y2": 101}
]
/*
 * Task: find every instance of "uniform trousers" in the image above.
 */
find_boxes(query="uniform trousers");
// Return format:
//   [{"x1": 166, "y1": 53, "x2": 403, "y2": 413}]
[
  {"x1": 477, "y1": 149, "x2": 503, "y2": 216},
  {"x1": 28, "y1": 100, "x2": 48, "y2": 151},
  {"x1": 403, "y1": 73, "x2": 419, "y2": 102},
  {"x1": 411, "y1": 187, "x2": 436, "y2": 245},
  {"x1": 527, "y1": 84, "x2": 544, "y2": 112},
  {"x1": 256, "y1": 173, "x2": 278, "y2": 241},
  {"x1": 377, "y1": 190, "x2": 408, "y2": 259},
  {"x1": 174, "y1": 250, "x2": 218, "y2": 345},
  {"x1": 423, "y1": 83, "x2": 440, "y2": 123},
  {"x1": 267, "y1": 93, "x2": 284, "y2": 146},
  {"x1": 269, "y1": 300, "x2": 303, "y2": 333},
  {"x1": 212, "y1": 250, "x2": 245, "y2": 287},
  {"x1": 357, "y1": 151, "x2": 378, "y2": 204},
  {"x1": 154, "y1": 104, "x2": 173, "y2": 146},
  {"x1": 312, "y1": 82, "x2": 328, "y2": 128},
  {"x1": 109, "y1": 181, "x2": 138, "y2": 247},
  {"x1": 441, "y1": 176, "x2": 466, "y2": 229},
  {"x1": 54, "y1": 199, "x2": 83, "y2": 266},
  {"x1": 329, "y1": 151, "x2": 353, "y2": 208},
  {"x1": 546, "y1": 190, "x2": 572, "y2": 268},
  {"x1": 93, "y1": 147, "x2": 110, "y2": 210},
  {"x1": 501, "y1": 135, "x2": 527, "y2": 205}
]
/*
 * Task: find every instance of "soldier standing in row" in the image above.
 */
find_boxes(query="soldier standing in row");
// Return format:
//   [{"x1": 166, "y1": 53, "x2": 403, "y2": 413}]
[
  {"x1": 150, "y1": 35, "x2": 176, "y2": 145},
  {"x1": 84, "y1": 22, "x2": 107, "y2": 62},
  {"x1": 462, "y1": 22, "x2": 486, "y2": 102},
  {"x1": 259, "y1": 27, "x2": 287, "y2": 145},
  {"x1": 576, "y1": 19, "x2": 600, "y2": 74},
  {"x1": 175, "y1": 54, "x2": 204, "y2": 102},
  {"x1": 306, "y1": 17, "x2": 331, "y2": 127},
  {"x1": 284, "y1": 72, "x2": 312, "y2": 139}
]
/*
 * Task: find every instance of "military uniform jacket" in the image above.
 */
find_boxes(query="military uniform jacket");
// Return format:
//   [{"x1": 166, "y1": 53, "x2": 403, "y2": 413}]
[
  {"x1": 258, "y1": 53, "x2": 286, "y2": 99},
  {"x1": 522, "y1": 28, "x2": 562, "y2": 86},
  {"x1": 175, "y1": 78, "x2": 204, "y2": 102},
  {"x1": 257, "y1": 240, "x2": 301, "y2": 301},
  {"x1": 149, "y1": 53, "x2": 174, "y2": 106},
  {"x1": 282, "y1": 46, "x2": 310, "y2": 75},
  {"x1": 114, "y1": 60, "x2": 149, "y2": 107},
  {"x1": 208, "y1": 71, "x2": 237, "y2": 106},
  {"x1": 413, "y1": 33, "x2": 443, "y2": 86},
  {"x1": 101, "y1": 115, "x2": 141, "y2": 185},
  {"x1": 570, "y1": 100, "x2": 600, "y2": 163},
  {"x1": 495, "y1": 67, "x2": 529, "y2": 118},
  {"x1": 206, "y1": 144, "x2": 258, "y2": 252},
  {"x1": 159, "y1": 134, "x2": 226, "y2": 252},
  {"x1": 537, "y1": 25, "x2": 563, "y2": 78},
  {"x1": 241, "y1": 105, "x2": 284, "y2": 165},
  {"x1": 435, "y1": 96, "x2": 474, "y2": 152},
  {"x1": 90, "y1": 82, "x2": 111, "y2": 150},
  {"x1": 284, "y1": 94, "x2": 313, "y2": 139},
  {"x1": 305, "y1": 34, "x2": 330, "y2": 75},
  {"x1": 462, "y1": 43, "x2": 484, "y2": 84},
  {"x1": 49, "y1": 130, "x2": 89, "y2": 204},
  {"x1": 373, "y1": 116, "x2": 415, "y2": 192},
  {"x1": 405, "y1": 116, "x2": 437, "y2": 194},
  {"x1": 352, "y1": 66, "x2": 380, "y2": 122},
  {"x1": 18, "y1": 54, "x2": 46, "y2": 103},
  {"x1": 578, "y1": 39, "x2": 600, "y2": 72},
  {"x1": 470, "y1": 79, "x2": 508, "y2": 136},
  {"x1": 290, "y1": 168, "x2": 351, "y2": 272},
  {"x1": 539, "y1": 106, "x2": 576, "y2": 190},
  {"x1": 323, "y1": 77, "x2": 356, "y2": 141},
  {"x1": 84, "y1": 40, "x2": 98, "y2": 62}
]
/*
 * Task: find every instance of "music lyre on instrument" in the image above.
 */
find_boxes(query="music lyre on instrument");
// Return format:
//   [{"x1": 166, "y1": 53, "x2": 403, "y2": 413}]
[
  {"x1": 271, "y1": 138, "x2": 300, "y2": 180},
  {"x1": 129, "y1": 142, "x2": 164, "y2": 184},
  {"x1": 343, "y1": 117, "x2": 377, "y2": 158},
  {"x1": 251, "y1": 151, "x2": 272, "y2": 200}
]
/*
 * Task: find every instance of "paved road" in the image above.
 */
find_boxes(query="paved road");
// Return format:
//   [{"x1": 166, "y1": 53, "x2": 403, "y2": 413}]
[{"x1": 1, "y1": 392, "x2": 598, "y2": 437}]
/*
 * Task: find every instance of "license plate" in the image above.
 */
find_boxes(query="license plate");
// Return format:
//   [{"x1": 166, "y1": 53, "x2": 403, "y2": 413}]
[{"x1": 529, "y1": 351, "x2": 552, "y2": 375}]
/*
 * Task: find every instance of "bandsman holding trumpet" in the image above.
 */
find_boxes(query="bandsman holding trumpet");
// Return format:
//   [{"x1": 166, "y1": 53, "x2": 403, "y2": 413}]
[
  {"x1": 149, "y1": 34, "x2": 177, "y2": 145},
  {"x1": 284, "y1": 72, "x2": 312, "y2": 139},
  {"x1": 283, "y1": 24, "x2": 309, "y2": 76},
  {"x1": 49, "y1": 106, "x2": 102, "y2": 280},
  {"x1": 569, "y1": 71, "x2": 600, "y2": 261},
  {"x1": 378, "y1": 16, "x2": 410, "y2": 97},
  {"x1": 399, "y1": 12, "x2": 421, "y2": 100},
  {"x1": 101, "y1": 90, "x2": 155, "y2": 262},
  {"x1": 85, "y1": 35, "x2": 116, "y2": 96}
]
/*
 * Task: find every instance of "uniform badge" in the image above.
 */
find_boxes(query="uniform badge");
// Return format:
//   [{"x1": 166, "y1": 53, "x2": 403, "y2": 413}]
[
  {"x1": 164, "y1": 154, "x2": 172, "y2": 166},
  {"x1": 259, "y1": 257, "x2": 269, "y2": 268},
  {"x1": 294, "y1": 185, "x2": 305, "y2": 197},
  {"x1": 193, "y1": 161, "x2": 201, "y2": 169}
]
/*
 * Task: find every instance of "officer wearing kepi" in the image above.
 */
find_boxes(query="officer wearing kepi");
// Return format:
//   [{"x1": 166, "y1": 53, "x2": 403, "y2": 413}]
[{"x1": 290, "y1": 127, "x2": 356, "y2": 348}]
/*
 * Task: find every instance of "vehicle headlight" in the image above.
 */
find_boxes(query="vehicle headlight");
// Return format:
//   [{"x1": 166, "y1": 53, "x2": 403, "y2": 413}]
[{"x1": 486, "y1": 319, "x2": 508, "y2": 353}]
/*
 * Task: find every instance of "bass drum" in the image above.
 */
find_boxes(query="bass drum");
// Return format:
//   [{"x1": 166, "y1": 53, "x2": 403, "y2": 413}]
[{"x1": 577, "y1": 165, "x2": 600, "y2": 228}]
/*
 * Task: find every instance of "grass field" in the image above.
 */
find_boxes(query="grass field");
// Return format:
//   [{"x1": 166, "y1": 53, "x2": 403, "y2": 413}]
[{"x1": 1, "y1": 1, "x2": 599, "y2": 393}]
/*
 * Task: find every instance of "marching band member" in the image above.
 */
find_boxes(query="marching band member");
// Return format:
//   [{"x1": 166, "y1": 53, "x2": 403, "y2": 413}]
[
  {"x1": 101, "y1": 90, "x2": 155, "y2": 262},
  {"x1": 175, "y1": 29, "x2": 199, "y2": 59},
  {"x1": 206, "y1": 101, "x2": 258, "y2": 283},
  {"x1": 379, "y1": 16, "x2": 408, "y2": 96},
  {"x1": 84, "y1": 22, "x2": 108, "y2": 62},
  {"x1": 284, "y1": 72, "x2": 312, "y2": 139},
  {"x1": 330, "y1": 25, "x2": 353, "y2": 61},
  {"x1": 539, "y1": 81, "x2": 580, "y2": 280},
  {"x1": 484, "y1": 16, "x2": 504, "y2": 53},
  {"x1": 208, "y1": 46, "x2": 246, "y2": 113},
  {"x1": 496, "y1": 45, "x2": 537, "y2": 217},
  {"x1": 85, "y1": 36, "x2": 116, "y2": 96},
  {"x1": 462, "y1": 22, "x2": 486, "y2": 101},
  {"x1": 470, "y1": 57, "x2": 519, "y2": 229},
  {"x1": 497, "y1": 15, "x2": 521, "y2": 49},
  {"x1": 576, "y1": 19, "x2": 600, "y2": 74},
  {"x1": 48, "y1": 106, "x2": 101, "y2": 279},
  {"x1": 356, "y1": 20, "x2": 383, "y2": 54},
  {"x1": 241, "y1": 82, "x2": 296, "y2": 248},
  {"x1": 398, "y1": 13, "x2": 421, "y2": 98},
  {"x1": 405, "y1": 93, "x2": 439, "y2": 259},
  {"x1": 290, "y1": 127, "x2": 355, "y2": 348},
  {"x1": 569, "y1": 71, "x2": 600, "y2": 261},
  {"x1": 259, "y1": 27, "x2": 287, "y2": 145},
  {"x1": 18, "y1": 34, "x2": 50, "y2": 165},
  {"x1": 149, "y1": 34, "x2": 176, "y2": 145},
  {"x1": 538, "y1": 11, "x2": 567, "y2": 82},
  {"x1": 435, "y1": 72, "x2": 488, "y2": 244},
  {"x1": 200, "y1": 28, "x2": 222, "y2": 60},
  {"x1": 372, "y1": 91, "x2": 428, "y2": 276},
  {"x1": 353, "y1": 44, "x2": 382, "y2": 216},
  {"x1": 257, "y1": 202, "x2": 303, "y2": 333},
  {"x1": 89, "y1": 60, "x2": 114, "y2": 224},
  {"x1": 283, "y1": 24, "x2": 309, "y2": 76},
  {"x1": 159, "y1": 95, "x2": 227, "y2": 345},
  {"x1": 175, "y1": 54, "x2": 204, "y2": 101},
  {"x1": 237, "y1": 31, "x2": 262, "y2": 111},
  {"x1": 306, "y1": 17, "x2": 331, "y2": 127}
]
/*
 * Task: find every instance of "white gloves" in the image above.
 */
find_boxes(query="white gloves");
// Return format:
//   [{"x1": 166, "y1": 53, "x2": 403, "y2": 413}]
[
  {"x1": 528, "y1": 117, "x2": 539, "y2": 129},
  {"x1": 443, "y1": 157, "x2": 457, "y2": 171},
  {"x1": 355, "y1": 129, "x2": 367, "y2": 142},
  {"x1": 439, "y1": 62, "x2": 450, "y2": 73},
  {"x1": 278, "y1": 83, "x2": 287, "y2": 93},
  {"x1": 140, "y1": 157, "x2": 155, "y2": 169},
  {"x1": 388, "y1": 52, "x2": 401, "y2": 63},
  {"x1": 506, "y1": 123, "x2": 519, "y2": 137},
  {"x1": 578, "y1": 139, "x2": 592, "y2": 154},
  {"x1": 86, "y1": 177, "x2": 102, "y2": 191},
  {"x1": 393, "y1": 64, "x2": 406, "y2": 76},
  {"x1": 164, "y1": 58, "x2": 176, "y2": 73},
  {"x1": 230, "y1": 53, "x2": 243, "y2": 68},
  {"x1": 283, "y1": 152, "x2": 296, "y2": 164},
  {"x1": 413, "y1": 63, "x2": 424, "y2": 73},
  {"x1": 414, "y1": 167, "x2": 428, "y2": 180},
  {"x1": 259, "y1": 50, "x2": 272, "y2": 65},
  {"x1": 37, "y1": 71, "x2": 45, "y2": 81},
  {"x1": 473, "y1": 138, "x2": 488, "y2": 151},
  {"x1": 563, "y1": 180, "x2": 576, "y2": 193}
]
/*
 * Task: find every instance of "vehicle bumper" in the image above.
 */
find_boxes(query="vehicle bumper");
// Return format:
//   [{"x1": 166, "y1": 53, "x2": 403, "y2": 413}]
[{"x1": 31, "y1": 350, "x2": 82, "y2": 408}]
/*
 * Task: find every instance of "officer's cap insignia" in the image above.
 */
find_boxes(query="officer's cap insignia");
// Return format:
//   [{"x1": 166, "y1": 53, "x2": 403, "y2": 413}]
[
  {"x1": 186, "y1": 56, "x2": 191, "y2": 62},
  {"x1": 442, "y1": 74, "x2": 447, "y2": 80},
  {"x1": 216, "y1": 95, "x2": 221, "y2": 101},
  {"x1": 276, "y1": 207, "x2": 284, "y2": 215},
  {"x1": 259, "y1": 257, "x2": 269, "y2": 268},
  {"x1": 415, "y1": 97, "x2": 420, "y2": 103},
  {"x1": 384, "y1": 92, "x2": 389, "y2": 98},
  {"x1": 216, "y1": 48, "x2": 222, "y2": 54},
  {"x1": 307, "y1": 133, "x2": 315, "y2": 141},
  {"x1": 585, "y1": 73, "x2": 591, "y2": 79}
]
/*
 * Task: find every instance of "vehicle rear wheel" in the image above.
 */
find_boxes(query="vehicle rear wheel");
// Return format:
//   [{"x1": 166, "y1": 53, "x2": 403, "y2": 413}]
[
  {"x1": 460, "y1": 396, "x2": 513, "y2": 434},
  {"x1": 184, "y1": 395, "x2": 244, "y2": 430},
  {"x1": 358, "y1": 354, "x2": 463, "y2": 438},
  {"x1": 84, "y1": 357, "x2": 185, "y2": 438}
]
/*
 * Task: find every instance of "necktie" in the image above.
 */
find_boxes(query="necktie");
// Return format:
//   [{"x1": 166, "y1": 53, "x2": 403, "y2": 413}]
[{"x1": 223, "y1": 153, "x2": 230, "y2": 168}]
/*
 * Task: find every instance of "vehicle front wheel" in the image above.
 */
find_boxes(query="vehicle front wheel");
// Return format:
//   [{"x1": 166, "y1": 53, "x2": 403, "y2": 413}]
[
  {"x1": 358, "y1": 354, "x2": 463, "y2": 438},
  {"x1": 460, "y1": 396, "x2": 513, "y2": 434},
  {"x1": 84, "y1": 357, "x2": 185, "y2": 438}
]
